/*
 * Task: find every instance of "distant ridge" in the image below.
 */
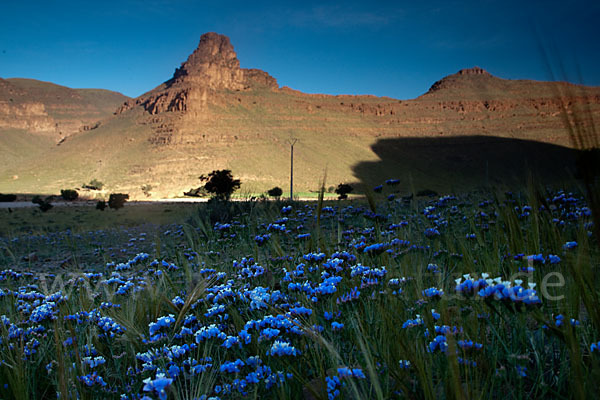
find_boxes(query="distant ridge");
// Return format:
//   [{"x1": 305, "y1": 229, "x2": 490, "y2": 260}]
[{"x1": 0, "y1": 78, "x2": 129, "y2": 141}]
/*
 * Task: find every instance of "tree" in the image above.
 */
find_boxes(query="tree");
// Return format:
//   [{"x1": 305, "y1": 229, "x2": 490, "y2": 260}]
[
  {"x1": 32, "y1": 196, "x2": 53, "y2": 212},
  {"x1": 108, "y1": 193, "x2": 129, "y2": 210},
  {"x1": 267, "y1": 186, "x2": 283, "y2": 198},
  {"x1": 199, "y1": 170, "x2": 241, "y2": 201},
  {"x1": 335, "y1": 183, "x2": 353, "y2": 200},
  {"x1": 0, "y1": 194, "x2": 17, "y2": 202},
  {"x1": 61, "y1": 189, "x2": 79, "y2": 201}
]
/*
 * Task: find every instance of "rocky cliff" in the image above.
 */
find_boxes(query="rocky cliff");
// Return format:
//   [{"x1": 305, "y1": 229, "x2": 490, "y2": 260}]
[
  {"x1": 117, "y1": 32, "x2": 278, "y2": 116},
  {"x1": 0, "y1": 78, "x2": 129, "y2": 142}
]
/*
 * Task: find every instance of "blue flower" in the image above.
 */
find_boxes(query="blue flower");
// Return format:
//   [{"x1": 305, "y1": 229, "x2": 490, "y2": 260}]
[
  {"x1": 149, "y1": 314, "x2": 175, "y2": 337},
  {"x1": 83, "y1": 356, "x2": 106, "y2": 369},
  {"x1": 289, "y1": 306, "x2": 312, "y2": 316},
  {"x1": 254, "y1": 234, "x2": 271, "y2": 246},
  {"x1": 220, "y1": 359, "x2": 245, "y2": 373},
  {"x1": 424, "y1": 228, "x2": 440, "y2": 238},
  {"x1": 331, "y1": 321, "x2": 344, "y2": 331},
  {"x1": 363, "y1": 243, "x2": 389, "y2": 255},
  {"x1": 267, "y1": 340, "x2": 299, "y2": 356},
  {"x1": 428, "y1": 335, "x2": 448, "y2": 353},
  {"x1": 422, "y1": 287, "x2": 444, "y2": 298},
  {"x1": 143, "y1": 373, "x2": 173, "y2": 400},
  {"x1": 527, "y1": 254, "x2": 545, "y2": 265},
  {"x1": 171, "y1": 296, "x2": 185, "y2": 306},
  {"x1": 79, "y1": 372, "x2": 107, "y2": 387},
  {"x1": 337, "y1": 367, "x2": 365, "y2": 379},
  {"x1": 167, "y1": 364, "x2": 181, "y2": 378},
  {"x1": 548, "y1": 254, "x2": 561, "y2": 264},
  {"x1": 281, "y1": 206, "x2": 292, "y2": 214},
  {"x1": 303, "y1": 252, "x2": 326, "y2": 263},
  {"x1": 326, "y1": 376, "x2": 341, "y2": 399}
]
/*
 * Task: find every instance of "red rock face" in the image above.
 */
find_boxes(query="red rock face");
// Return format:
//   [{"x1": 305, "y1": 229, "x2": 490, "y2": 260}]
[
  {"x1": 457, "y1": 66, "x2": 490, "y2": 76},
  {"x1": 170, "y1": 32, "x2": 245, "y2": 89},
  {"x1": 121, "y1": 32, "x2": 279, "y2": 117},
  {"x1": 111, "y1": 33, "x2": 600, "y2": 151}
]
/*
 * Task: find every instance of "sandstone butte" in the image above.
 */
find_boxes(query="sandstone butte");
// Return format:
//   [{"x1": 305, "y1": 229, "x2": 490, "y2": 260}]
[{"x1": 1, "y1": 32, "x2": 599, "y2": 198}]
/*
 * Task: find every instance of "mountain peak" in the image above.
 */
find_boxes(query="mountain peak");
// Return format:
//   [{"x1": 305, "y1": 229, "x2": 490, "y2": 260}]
[
  {"x1": 167, "y1": 32, "x2": 244, "y2": 90},
  {"x1": 116, "y1": 32, "x2": 278, "y2": 118},
  {"x1": 172, "y1": 33, "x2": 240, "y2": 81},
  {"x1": 426, "y1": 66, "x2": 495, "y2": 94},
  {"x1": 456, "y1": 66, "x2": 490, "y2": 76}
]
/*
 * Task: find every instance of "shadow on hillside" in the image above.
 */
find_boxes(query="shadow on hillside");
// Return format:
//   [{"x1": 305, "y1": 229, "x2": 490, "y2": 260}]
[{"x1": 352, "y1": 135, "x2": 581, "y2": 193}]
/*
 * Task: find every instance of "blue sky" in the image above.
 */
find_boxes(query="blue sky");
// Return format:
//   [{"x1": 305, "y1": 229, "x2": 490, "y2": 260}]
[{"x1": 1, "y1": 0, "x2": 598, "y2": 99}]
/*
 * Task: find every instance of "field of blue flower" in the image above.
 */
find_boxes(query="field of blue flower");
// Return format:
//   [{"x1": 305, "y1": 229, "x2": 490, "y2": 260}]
[{"x1": 1, "y1": 184, "x2": 599, "y2": 399}]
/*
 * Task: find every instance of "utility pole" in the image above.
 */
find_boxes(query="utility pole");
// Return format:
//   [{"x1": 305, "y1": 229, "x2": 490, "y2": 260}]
[{"x1": 288, "y1": 138, "x2": 298, "y2": 200}]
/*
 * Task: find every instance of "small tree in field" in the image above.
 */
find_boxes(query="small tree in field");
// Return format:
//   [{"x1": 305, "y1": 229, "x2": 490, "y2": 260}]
[
  {"x1": 267, "y1": 187, "x2": 283, "y2": 198},
  {"x1": 335, "y1": 183, "x2": 353, "y2": 200},
  {"x1": 200, "y1": 170, "x2": 241, "y2": 201},
  {"x1": 96, "y1": 200, "x2": 106, "y2": 211},
  {"x1": 61, "y1": 189, "x2": 79, "y2": 201},
  {"x1": 108, "y1": 193, "x2": 129, "y2": 210},
  {"x1": 32, "y1": 196, "x2": 53, "y2": 212}
]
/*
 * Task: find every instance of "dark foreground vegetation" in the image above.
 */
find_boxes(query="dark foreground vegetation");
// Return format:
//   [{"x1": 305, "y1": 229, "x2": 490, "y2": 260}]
[{"x1": 0, "y1": 181, "x2": 599, "y2": 399}]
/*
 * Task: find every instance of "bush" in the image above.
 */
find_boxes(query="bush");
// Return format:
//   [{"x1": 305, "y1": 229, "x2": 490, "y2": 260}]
[
  {"x1": 199, "y1": 169, "x2": 241, "y2": 201},
  {"x1": 335, "y1": 183, "x2": 354, "y2": 200},
  {"x1": 60, "y1": 189, "x2": 79, "y2": 201},
  {"x1": 141, "y1": 184, "x2": 152, "y2": 198},
  {"x1": 0, "y1": 194, "x2": 17, "y2": 202},
  {"x1": 267, "y1": 187, "x2": 283, "y2": 198},
  {"x1": 96, "y1": 200, "x2": 106, "y2": 211},
  {"x1": 108, "y1": 193, "x2": 129, "y2": 210},
  {"x1": 184, "y1": 187, "x2": 208, "y2": 197},
  {"x1": 32, "y1": 196, "x2": 53, "y2": 212},
  {"x1": 83, "y1": 179, "x2": 104, "y2": 190}
]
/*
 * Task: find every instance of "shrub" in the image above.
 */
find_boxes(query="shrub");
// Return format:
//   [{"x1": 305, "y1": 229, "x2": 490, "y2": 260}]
[
  {"x1": 84, "y1": 179, "x2": 104, "y2": 190},
  {"x1": 184, "y1": 187, "x2": 208, "y2": 197},
  {"x1": 0, "y1": 194, "x2": 17, "y2": 202},
  {"x1": 96, "y1": 200, "x2": 106, "y2": 211},
  {"x1": 267, "y1": 187, "x2": 283, "y2": 198},
  {"x1": 199, "y1": 170, "x2": 241, "y2": 201},
  {"x1": 335, "y1": 183, "x2": 354, "y2": 200},
  {"x1": 60, "y1": 189, "x2": 79, "y2": 201},
  {"x1": 108, "y1": 193, "x2": 129, "y2": 210},
  {"x1": 32, "y1": 195, "x2": 53, "y2": 212},
  {"x1": 141, "y1": 184, "x2": 152, "y2": 198}
]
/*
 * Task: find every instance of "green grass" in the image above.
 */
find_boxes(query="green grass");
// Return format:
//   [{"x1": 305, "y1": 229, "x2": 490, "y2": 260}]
[{"x1": 0, "y1": 202, "x2": 199, "y2": 237}]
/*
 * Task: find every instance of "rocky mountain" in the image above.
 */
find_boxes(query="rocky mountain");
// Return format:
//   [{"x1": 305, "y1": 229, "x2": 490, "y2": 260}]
[
  {"x1": 1, "y1": 32, "x2": 599, "y2": 198},
  {"x1": 114, "y1": 32, "x2": 278, "y2": 146},
  {"x1": 0, "y1": 78, "x2": 129, "y2": 141}
]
